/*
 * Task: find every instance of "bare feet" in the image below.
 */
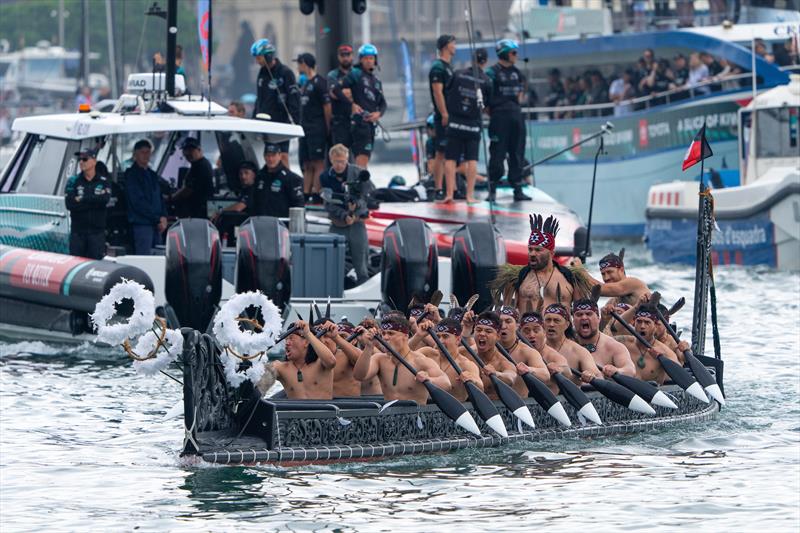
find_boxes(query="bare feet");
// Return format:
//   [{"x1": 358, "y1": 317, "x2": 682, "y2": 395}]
[{"x1": 466, "y1": 197, "x2": 479, "y2": 204}]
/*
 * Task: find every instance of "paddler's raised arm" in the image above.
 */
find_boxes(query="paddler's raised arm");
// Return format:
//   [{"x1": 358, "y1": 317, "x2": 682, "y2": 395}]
[
  {"x1": 353, "y1": 327, "x2": 380, "y2": 381},
  {"x1": 414, "y1": 354, "x2": 451, "y2": 390},
  {"x1": 301, "y1": 321, "x2": 336, "y2": 369}
]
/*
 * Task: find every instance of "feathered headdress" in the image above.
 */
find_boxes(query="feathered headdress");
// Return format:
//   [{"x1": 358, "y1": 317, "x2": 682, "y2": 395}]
[{"x1": 528, "y1": 213, "x2": 560, "y2": 251}]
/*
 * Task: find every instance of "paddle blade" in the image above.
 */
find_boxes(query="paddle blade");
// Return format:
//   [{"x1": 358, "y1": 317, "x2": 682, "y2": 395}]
[
  {"x1": 490, "y1": 375, "x2": 534, "y2": 429},
  {"x1": 547, "y1": 402, "x2": 572, "y2": 427},
  {"x1": 521, "y1": 373, "x2": 559, "y2": 411},
  {"x1": 465, "y1": 381, "x2": 506, "y2": 437},
  {"x1": 704, "y1": 383, "x2": 726, "y2": 406},
  {"x1": 684, "y1": 351, "x2": 718, "y2": 390},
  {"x1": 611, "y1": 372, "x2": 660, "y2": 403},
  {"x1": 553, "y1": 373, "x2": 590, "y2": 411},
  {"x1": 579, "y1": 402, "x2": 603, "y2": 425},
  {"x1": 658, "y1": 355, "x2": 709, "y2": 403},
  {"x1": 590, "y1": 377, "x2": 641, "y2": 411},
  {"x1": 651, "y1": 390, "x2": 679, "y2": 409},
  {"x1": 424, "y1": 381, "x2": 481, "y2": 436},
  {"x1": 629, "y1": 394, "x2": 657, "y2": 415}
]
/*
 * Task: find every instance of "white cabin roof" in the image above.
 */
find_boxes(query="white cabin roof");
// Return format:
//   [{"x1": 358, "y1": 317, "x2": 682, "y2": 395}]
[
  {"x1": 745, "y1": 73, "x2": 800, "y2": 110},
  {"x1": 11, "y1": 111, "x2": 305, "y2": 142}
]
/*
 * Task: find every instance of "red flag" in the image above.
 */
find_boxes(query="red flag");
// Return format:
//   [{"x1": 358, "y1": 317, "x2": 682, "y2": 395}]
[{"x1": 682, "y1": 124, "x2": 713, "y2": 171}]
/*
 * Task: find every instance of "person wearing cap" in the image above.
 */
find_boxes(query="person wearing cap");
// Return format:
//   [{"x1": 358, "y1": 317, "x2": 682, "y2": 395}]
[
  {"x1": 251, "y1": 38, "x2": 300, "y2": 168},
  {"x1": 327, "y1": 44, "x2": 355, "y2": 149},
  {"x1": 124, "y1": 139, "x2": 167, "y2": 255},
  {"x1": 169, "y1": 137, "x2": 213, "y2": 219},
  {"x1": 64, "y1": 148, "x2": 110, "y2": 259},
  {"x1": 429, "y1": 34, "x2": 456, "y2": 202},
  {"x1": 211, "y1": 160, "x2": 258, "y2": 244},
  {"x1": 336, "y1": 43, "x2": 387, "y2": 169},
  {"x1": 486, "y1": 39, "x2": 531, "y2": 202},
  {"x1": 249, "y1": 143, "x2": 304, "y2": 218},
  {"x1": 295, "y1": 52, "x2": 331, "y2": 202}
]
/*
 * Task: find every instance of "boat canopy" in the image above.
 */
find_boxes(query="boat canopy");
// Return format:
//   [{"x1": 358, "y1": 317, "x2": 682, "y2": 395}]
[
  {"x1": 11, "y1": 110, "x2": 304, "y2": 142},
  {"x1": 456, "y1": 29, "x2": 790, "y2": 87}
]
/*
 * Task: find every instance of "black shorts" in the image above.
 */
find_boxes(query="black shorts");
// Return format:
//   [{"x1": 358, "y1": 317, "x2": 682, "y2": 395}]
[
  {"x1": 300, "y1": 125, "x2": 327, "y2": 162},
  {"x1": 350, "y1": 122, "x2": 376, "y2": 156},
  {"x1": 434, "y1": 116, "x2": 447, "y2": 153},
  {"x1": 445, "y1": 128, "x2": 480, "y2": 162},
  {"x1": 331, "y1": 117, "x2": 352, "y2": 148}
]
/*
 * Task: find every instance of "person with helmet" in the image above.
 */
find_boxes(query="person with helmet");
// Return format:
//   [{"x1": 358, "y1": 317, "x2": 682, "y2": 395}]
[
  {"x1": 336, "y1": 43, "x2": 387, "y2": 169},
  {"x1": 486, "y1": 39, "x2": 531, "y2": 202},
  {"x1": 429, "y1": 34, "x2": 456, "y2": 202},
  {"x1": 295, "y1": 52, "x2": 331, "y2": 202},
  {"x1": 251, "y1": 38, "x2": 300, "y2": 168},
  {"x1": 327, "y1": 44, "x2": 355, "y2": 149}
]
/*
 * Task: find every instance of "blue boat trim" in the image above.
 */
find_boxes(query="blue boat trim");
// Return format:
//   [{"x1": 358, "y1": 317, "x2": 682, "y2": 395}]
[{"x1": 62, "y1": 260, "x2": 92, "y2": 296}]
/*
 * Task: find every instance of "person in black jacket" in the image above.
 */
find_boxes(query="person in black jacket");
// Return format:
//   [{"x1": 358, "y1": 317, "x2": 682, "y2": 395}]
[
  {"x1": 249, "y1": 144, "x2": 305, "y2": 218},
  {"x1": 251, "y1": 38, "x2": 300, "y2": 169},
  {"x1": 327, "y1": 44, "x2": 354, "y2": 149},
  {"x1": 296, "y1": 52, "x2": 331, "y2": 201},
  {"x1": 64, "y1": 148, "x2": 110, "y2": 259},
  {"x1": 169, "y1": 137, "x2": 213, "y2": 219}
]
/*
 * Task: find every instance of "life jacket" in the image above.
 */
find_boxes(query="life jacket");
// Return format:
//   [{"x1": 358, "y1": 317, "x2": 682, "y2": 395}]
[{"x1": 445, "y1": 67, "x2": 483, "y2": 133}]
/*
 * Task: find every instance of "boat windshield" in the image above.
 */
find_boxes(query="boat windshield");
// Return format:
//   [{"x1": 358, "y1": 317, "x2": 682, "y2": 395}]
[
  {"x1": 756, "y1": 107, "x2": 799, "y2": 159},
  {"x1": 22, "y1": 58, "x2": 63, "y2": 81}
]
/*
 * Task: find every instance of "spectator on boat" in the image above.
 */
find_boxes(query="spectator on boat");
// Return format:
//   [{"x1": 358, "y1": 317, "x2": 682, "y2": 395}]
[
  {"x1": 353, "y1": 316, "x2": 451, "y2": 405},
  {"x1": 714, "y1": 58, "x2": 744, "y2": 91},
  {"x1": 75, "y1": 86, "x2": 92, "y2": 108},
  {"x1": 64, "y1": 148, "x2": 110, "y2": 259},
  {"x1": 175, "y1": 44, "x2": 186, "y2": 77},
  {"x1": 211, "y1": 160, "x2": 257, "y2": 245},
  {"x1": 544, "y1": 68, "x2": 566, "y2": 113},
  {"x1": 251, "y1": 38, "x2": 300, "y2": 168},
  {"x1": 408, "y1": 318, "x2": 483, "y2": 402},
  {"x1": 639, "y1": 59, "x2": 672, "y2": 103},
  {"x1": 609, "y1": 69, "x2": 635, "y2": 116},
  {"x1": 774, "y1": 37, "x2": 799, "y2": 67},
  {"x1": 684, "y1": 52, "x2": 711, "y2": 96},
  {"x1": 485, "y1": 39, "x2": 530, "y2": 202},
  {"x1": 124, "y1": 139, "x2": 167, "y2": 255},
  {"x1": 169, "y1": 137, "x2": 213, "y2": 219},
  {"x1": 295, "y1": 52, "x2": 331, "y2": 202},
  {"x1": 428, "y1": 34, "x2": 456, "y2": 202},
  {"x1": 668, "y1": 54, "x2": 689, "y2": 99},
  {"x1": 336, "y1": 43, "x2": 387, "y2": 170},
  {"x1": 249, "y1": 143, "x2": 304, "y2": 218},
  {"x1": 571, "y1": 297, "x2": 637, "y2": 378},
  {"x1": 614, "y1": 305, "x2": 679, "y2": 384},
  {"x1": 267, "y1": 319, "x2": 337, "y2": 400},
  {"x1": 227, "y1": 101, "x2": 246, "y2": 117},
  {"x1": 542, "y1": 303, "x2": 602, "y2": 387},
  {"x1": 700, "y1": 52, "x2": 723, "y2": 92},
  {"x1": 753, "y1": 38, "x2": 768, "y2": 58},
  {"x1": 587, "y1": 70, "x2": 610, "y2": 116},
  {"x1": 320, "y1": 143, "x2": 374, "y2": 285},
  {"x1": 518, "y1": 311, "x2": 571, "y2": 396},
  {"x1": 327, "y1": 44, "x2": 355, "y2": 149},
  {"x1": 495, "y1": 306, "x2": 550, "y2": 399}
]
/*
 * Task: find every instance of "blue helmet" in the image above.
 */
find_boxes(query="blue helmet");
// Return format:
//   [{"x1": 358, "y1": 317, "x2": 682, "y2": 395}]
[
  {"x1": 495, "y1": 38, "x2": 519, "y2": 59},
  {"x1": 358, "y1": 43, "x2": 378, "y2": 59},
  {"x1": 250, "y1": 38, "x2": 276, "y2": 57}
]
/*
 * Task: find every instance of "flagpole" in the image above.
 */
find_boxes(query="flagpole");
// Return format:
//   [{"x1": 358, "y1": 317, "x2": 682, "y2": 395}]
[
  {"x1": 207, "y1": 0, "x2": 213, "y2": 117},
  {"x1": 698, "y1": 120, "x2": 707, "y2": 191}
]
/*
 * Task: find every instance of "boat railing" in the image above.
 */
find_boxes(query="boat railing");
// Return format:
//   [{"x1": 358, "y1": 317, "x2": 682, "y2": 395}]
[{"x1": 522, "y1": 70, "x2": 772, "y2": 118}]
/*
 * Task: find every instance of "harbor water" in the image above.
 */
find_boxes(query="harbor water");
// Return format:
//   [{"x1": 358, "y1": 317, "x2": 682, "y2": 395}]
[{"x1": 1, "y1": 240, "x2": 799, "y2": 531}]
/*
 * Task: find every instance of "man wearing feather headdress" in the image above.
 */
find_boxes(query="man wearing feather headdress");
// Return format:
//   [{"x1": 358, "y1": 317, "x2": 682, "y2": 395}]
[{"x1": 491, "y1": 213, "x2": 592, "y2": 313}]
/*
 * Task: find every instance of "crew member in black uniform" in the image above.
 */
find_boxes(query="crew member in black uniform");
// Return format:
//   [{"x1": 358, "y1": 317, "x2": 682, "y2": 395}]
[
  {"x1": 336, "y1": 43, "x2": 386, "y2": 170},
  {"x1": 251, "y1": 38, "x2": 300, "y2": 169},
  {"x1": 443, "y1": 58, "x2": 489, "y2": 205},
  {"x1": 212, "y1": 160, "x2": 258, "y2": 245},
  {"x1": 249, "y1": 143, "x2": 305, "y2": 218},
  {"x1": 429, "y1": 34, "x2": 456, "y2": 202},
  {"x1": 64, "y1": 148, "x2": 110, "y2": 259},
  {"x1": 486, "y1": 39, "x2": 531, "y2": 202},
  {"x1": 296, "y1": 52, "x2": 331, "y2": 202},
  {"x1": 327, "y1": 44, "x2": 354, "y2": 149},
  {"x1": 170, "y1": 137, "x2": 213, "y2": 219}
]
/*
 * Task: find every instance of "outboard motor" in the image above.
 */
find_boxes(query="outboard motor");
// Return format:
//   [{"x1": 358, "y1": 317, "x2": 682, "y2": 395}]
[
  {"x1": 573, "y1": 226, "x2": 589, "y2": 259},
  {"x1": 165, "y1": 219, "x2": 222, "y2": 330},
  {"x1": 451, "y1": 222, "x2": 506, "y2": 314},
  {"x1": 381, "y1": 218, "x2": 438, "y2": 313},
  {"x1": 235, "y1": 216, "x2": 291, "y2": 310}
]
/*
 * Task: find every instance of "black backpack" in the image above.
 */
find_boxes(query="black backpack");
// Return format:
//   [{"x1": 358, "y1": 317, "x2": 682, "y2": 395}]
[{"x1": 445, "y1": 68, "x2": 483, "y2": 124}]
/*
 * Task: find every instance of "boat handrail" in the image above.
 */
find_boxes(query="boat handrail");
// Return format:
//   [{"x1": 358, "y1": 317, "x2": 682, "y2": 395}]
[
  {"x1": 522, "y1": 70, "x2": 771, "y2": 116},
  {"x1": 0, "y1": 206, "x2": 66, "y2": 218}
]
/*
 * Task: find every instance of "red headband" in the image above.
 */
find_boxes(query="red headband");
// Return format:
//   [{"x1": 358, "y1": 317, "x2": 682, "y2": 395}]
[
  {"x1": 635, "y1": 309, "x2": 658, "y2": 322},
  {"x1": 599, "y1": 256, "x2": 624, "y2": 270},
  {"x1": 521, "y1": 314, "x2": 542, "y2": 326},
  {"x1": 475, "y1": 317, "x2": 499, "y2": 331},
  {"x1": 380, "y1": 320, "x2": 409, "y2": 334},
  {"x1": 499, "y1": 306, "x2": 520, "y2": 322},
  {"x1": 337, "y1": 322, "x2": 355, "y2": 335},
  {"x1": 529, "y1": 230, "x2": 555, "y2": 251},
  {"x1": 572, "y1": 300, "x2": 599, "y2": 315},
  {"x1": 434, "y1": 322, "x2": 462, "y2": 336},
  {"x1": 544, "y1": 304, "x2": 570, "y2": 321}
]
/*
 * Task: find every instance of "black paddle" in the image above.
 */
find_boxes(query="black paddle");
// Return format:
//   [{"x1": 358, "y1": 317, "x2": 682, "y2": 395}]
[
  {"x1": 610, "y1": 311, "x2": 709, "y2": 403},
  {"x1": 372, "y1": 335, "x2": 482, "y2": 437},
  {"x1": 514, "y1": 332, "x2": 601, "y2": 425},
  {"x1": 595, "y1": 364, "x2": 677, "y2": 409},
  {"x1": 427, "y1": 330, "x2": 509, "y2": 437},
  {"x1": 570, "y1": 368, "x2": 655, "y2": 415},
  {"x1": 651, "y1": 293, "x2": 725, "y2": 405},
  {"x1": 458, "y1": 339, "x2": 537, "y2": 429},
  {"x1": 493, "y1": 339, "x2": 573, "y2": 427}
]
